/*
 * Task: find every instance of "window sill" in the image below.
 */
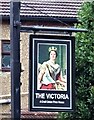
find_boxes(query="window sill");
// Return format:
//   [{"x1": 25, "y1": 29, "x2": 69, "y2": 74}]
[
  {"x1": 0, "y1": 68, "x2": 10, "y2": 72},
  {"x1": 0, "y1": 99, "x2": 11, "y2": 104}
]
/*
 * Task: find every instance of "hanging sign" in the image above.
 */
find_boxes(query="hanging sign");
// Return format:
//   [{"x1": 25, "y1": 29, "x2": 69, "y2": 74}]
[{"x1": 29, "y1": 35, "x2": 75, "y2": 112}]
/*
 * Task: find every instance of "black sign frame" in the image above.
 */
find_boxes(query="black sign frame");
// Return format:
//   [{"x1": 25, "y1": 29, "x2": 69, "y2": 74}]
[{"x1": 29, "y1": 35, "x2": 75, "y2": 112}]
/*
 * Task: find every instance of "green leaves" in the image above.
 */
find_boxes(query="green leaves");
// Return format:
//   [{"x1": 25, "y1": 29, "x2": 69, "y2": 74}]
[{"x1": 58, "y1": 1, "x2": 94, "y2": 120}]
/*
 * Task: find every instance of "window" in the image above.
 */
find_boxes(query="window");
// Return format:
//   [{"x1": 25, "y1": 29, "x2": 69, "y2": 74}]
[{"x1": 1, "y1": 41, "x2": 10, "y2": 72}]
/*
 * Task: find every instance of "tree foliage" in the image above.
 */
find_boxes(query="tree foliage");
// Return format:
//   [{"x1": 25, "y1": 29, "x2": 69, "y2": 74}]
[{"x1": 58, "y1": 1, "x2": 94, "y2": 120}]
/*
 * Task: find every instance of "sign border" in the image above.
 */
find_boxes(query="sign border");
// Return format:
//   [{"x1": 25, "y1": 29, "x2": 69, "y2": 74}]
[{"x1": 29, "y1": 35, "x2": 75, "y2": 112}]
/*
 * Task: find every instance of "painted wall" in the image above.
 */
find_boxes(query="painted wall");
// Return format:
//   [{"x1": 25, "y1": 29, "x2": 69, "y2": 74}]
[{"x1": 0, "y1": 22, "x2": 29, "y2": 113}]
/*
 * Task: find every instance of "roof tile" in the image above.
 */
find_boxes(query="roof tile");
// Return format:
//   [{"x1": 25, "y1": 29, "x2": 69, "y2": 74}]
[{"x1": 0, "y1": 0, "x2": 84, "y2": 18}]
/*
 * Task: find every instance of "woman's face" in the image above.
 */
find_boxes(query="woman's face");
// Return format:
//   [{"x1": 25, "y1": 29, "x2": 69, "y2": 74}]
[{"x1": 50, "y1": 50, "x2": 57, "y2": 60}]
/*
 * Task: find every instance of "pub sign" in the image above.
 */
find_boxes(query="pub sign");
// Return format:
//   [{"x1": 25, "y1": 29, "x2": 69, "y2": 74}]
[{"x1": 29, "y1": 35, "x2": 75, "y2": 112}]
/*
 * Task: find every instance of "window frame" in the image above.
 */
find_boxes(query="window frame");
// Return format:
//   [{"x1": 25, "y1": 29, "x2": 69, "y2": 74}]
[{"x1": 1, "y1": 40, "x2": 10, "y2": 72}]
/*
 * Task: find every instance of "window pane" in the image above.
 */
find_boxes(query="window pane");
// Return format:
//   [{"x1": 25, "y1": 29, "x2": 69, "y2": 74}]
[
  {"x1": 3, "y1": 43, "x2": 10, "y2": 52},
  {"x1": 2, "y1": 55, "x2": 10, "y2": 68}
]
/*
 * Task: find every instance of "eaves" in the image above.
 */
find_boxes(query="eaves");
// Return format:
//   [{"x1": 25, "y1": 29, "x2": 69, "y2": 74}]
[{"x1": 1, "y1": 15, "x2": 78, "y2": 23}]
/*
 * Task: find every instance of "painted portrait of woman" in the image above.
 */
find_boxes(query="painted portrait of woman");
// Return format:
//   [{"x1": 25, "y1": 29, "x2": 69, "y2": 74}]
[{"x1": 37, "y1": 45, "x2": 67, "y2": 91}]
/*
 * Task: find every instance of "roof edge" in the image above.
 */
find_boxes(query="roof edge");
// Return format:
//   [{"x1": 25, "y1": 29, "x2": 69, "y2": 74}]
[{"x1": 1, "y1": 16, "x2": 78, "y2": 23}]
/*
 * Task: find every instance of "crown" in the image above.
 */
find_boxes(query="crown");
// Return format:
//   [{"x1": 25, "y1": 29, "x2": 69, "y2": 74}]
[{"x1": 48, "y1": 46, "x2": 57, "y2": 52}]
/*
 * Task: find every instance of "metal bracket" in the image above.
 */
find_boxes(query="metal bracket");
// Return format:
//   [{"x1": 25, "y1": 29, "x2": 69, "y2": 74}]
[{"x1": 14, "y1": 21, "x2": 21, "y2": 27}]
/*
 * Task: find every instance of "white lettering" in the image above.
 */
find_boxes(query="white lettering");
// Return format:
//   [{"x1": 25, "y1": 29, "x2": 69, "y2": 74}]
[
  {"x1": 35, "y1": 93, "x2": 45, "y2": 99},
  {"x1": 46, "y1": 93, "x2": 69, "y2": 100}
]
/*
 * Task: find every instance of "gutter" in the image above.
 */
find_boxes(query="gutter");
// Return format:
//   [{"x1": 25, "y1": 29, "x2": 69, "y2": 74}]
[{"x1": 1, "y1": 15, "x2": 78, "y2": 23}]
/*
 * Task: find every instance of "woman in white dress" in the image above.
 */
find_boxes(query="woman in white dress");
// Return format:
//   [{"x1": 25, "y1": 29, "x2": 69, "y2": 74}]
[{"x1": 38, "y1": 46, "x2": 66, "y2": 90}]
